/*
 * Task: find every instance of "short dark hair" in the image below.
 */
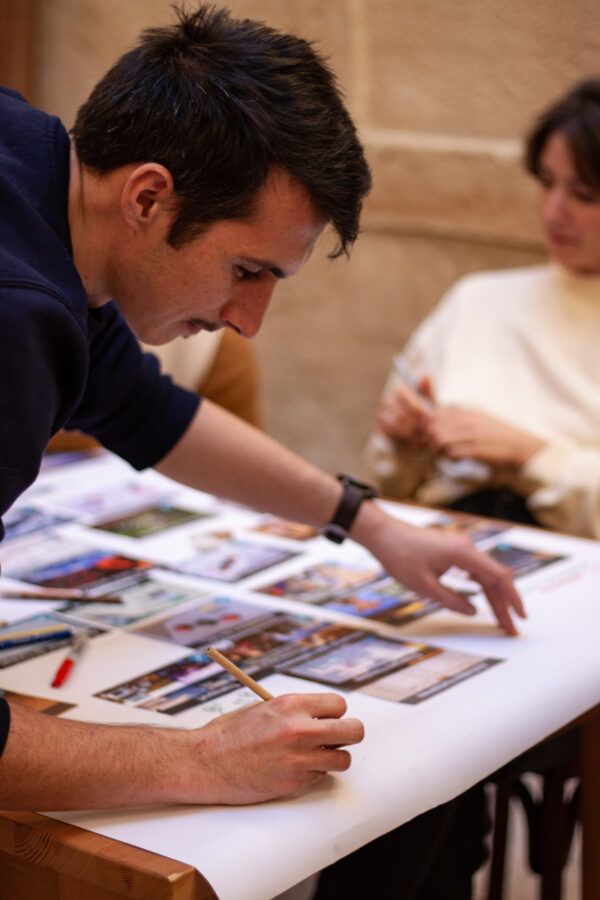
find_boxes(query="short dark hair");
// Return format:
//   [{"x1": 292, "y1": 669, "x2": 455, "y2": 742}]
[
  {"x1": 72, "y1": 4, "x2": 371, "y2": 256},
  {"x1": 525, "y1": 78, "x2": 600, "y2": 189}
]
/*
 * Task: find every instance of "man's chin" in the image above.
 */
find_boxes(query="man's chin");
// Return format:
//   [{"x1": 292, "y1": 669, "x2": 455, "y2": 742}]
[
  {"x1": 138, "y1": 327, "x2": 185, "y2": 347},
  {"x1": 137, "y1": 320, "x2": 222, "y2": 346}
]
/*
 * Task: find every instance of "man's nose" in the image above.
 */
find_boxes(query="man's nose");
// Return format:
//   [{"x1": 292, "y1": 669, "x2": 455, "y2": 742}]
[{"x1": 221, "y1": 282, "x2": 275, "y2": 338}]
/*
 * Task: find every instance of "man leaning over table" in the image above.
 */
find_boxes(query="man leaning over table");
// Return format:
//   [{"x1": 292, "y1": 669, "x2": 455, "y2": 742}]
[{"x1": 0, "y1": 5, "x2": 523, "y2": 811}]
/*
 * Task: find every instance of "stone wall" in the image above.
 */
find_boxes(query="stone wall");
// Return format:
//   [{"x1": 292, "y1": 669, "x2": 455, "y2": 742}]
[{"x1": 33, "y1": 0, "x2": 600, "y2": 472}]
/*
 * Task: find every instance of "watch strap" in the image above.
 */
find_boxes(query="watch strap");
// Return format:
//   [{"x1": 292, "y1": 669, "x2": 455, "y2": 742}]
[{"x1": 323, "y1": 475, "x2": 378, "y2": 544}]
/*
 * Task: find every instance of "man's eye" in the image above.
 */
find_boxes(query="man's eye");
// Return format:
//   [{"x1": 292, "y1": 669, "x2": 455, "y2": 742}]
[{"x1": 236, "y1": 265, "x2": 261, "y2": 281}]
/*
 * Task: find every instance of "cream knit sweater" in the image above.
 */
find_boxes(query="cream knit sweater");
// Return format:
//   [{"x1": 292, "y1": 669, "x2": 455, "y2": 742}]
[{"x1": 364, "y1": 264, "x2": 600, "y2": 538}]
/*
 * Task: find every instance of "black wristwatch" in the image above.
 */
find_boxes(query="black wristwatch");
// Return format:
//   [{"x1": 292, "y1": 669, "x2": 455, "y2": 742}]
[{"x1": 322, "y1": 475, "x2": 378, "y2": 544}]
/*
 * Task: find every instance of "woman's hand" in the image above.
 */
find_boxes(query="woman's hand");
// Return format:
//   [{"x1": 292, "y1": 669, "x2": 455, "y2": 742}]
[
  {"x1": 376, "y1": 379, "x2": 433, "y2": 451},
  {"x1": 425, "y1": 407, "x2": 545, "y2": 468}
]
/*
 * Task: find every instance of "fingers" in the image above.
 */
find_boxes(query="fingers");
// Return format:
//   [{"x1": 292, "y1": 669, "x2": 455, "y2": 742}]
[
  {"x1": 419, "y1": 374, "x2": 435, "y2": 402},
  {"x1": 417, "y1": 578, "x2": 477, "y2": 617},
  {"x1": 272, "y1": 691, "x2": 348, "y2": 719},
  {"x1": 270, "y1": 694, "x2": 365, "y2": 748},
  {"x1": 453, "y1": 545, "x2": 526, "y2": 636},
  {"x1": 315, "y1": 716, "x2": 365, "y2": 749},
  {"x1": 377, "y1": 391, "x2": 431, "y2": 446},
  {"x1": 309, "y1": 747, "x2": 353, "y2": 773},
  {"x1": 187, "y1": 692, "x2": 365, "y2": 804},
  {"x1": 424, "y1": 564, "x2": 521, "y2": 636},
  {"x1": 398, "y1": 525, "x2": 526, "y2": 637},
  {"x1": 364, "y1": 513, "x2": 526, "y2": 641},
  {"x1": 395, "y1": 384, "x2": 430, "y2": 417}
]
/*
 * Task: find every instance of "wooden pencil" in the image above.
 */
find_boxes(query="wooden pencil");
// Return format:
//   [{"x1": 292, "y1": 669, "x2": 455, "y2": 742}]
[{"x1": 206, "y1": 646, "x2": 274, "y2": 701}]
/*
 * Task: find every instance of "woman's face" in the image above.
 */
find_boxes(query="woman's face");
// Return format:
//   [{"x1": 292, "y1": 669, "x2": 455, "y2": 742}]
[{"x1": 538, "y1": 130, "x2": 600, "y2": 276}]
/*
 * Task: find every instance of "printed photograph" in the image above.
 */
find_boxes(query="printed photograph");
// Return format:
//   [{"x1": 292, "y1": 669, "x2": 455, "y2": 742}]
[
  {"x1": 281, "y1": 632, "x2": 434, "y2": 688},
  {"x1": 360, "y1": 649, "x2": 502, "y2": 704},
  {"x1": 258, "y1": 561, "x2": 383, "y2": 604},
  {"x1": 0, "y1": 688, "x2": 76, "y2": 717},
  {"x1": 429, "y1": 511, "x2": 509, "y2": 546},
  {"x1": 251, "y1": 516, "x2": 319, "y2": 541},
  {"x1": 133, "y1": 596, "x2": 275, "y2": 646},
  {"x1": 92, "y1": 502, "x2": 212, "y2": 538},
  {"x1": 14, "y1": 549, "x2": 154, "y2": 595},
  {"x1": 137, "y1": 668, "x2": 247, "y2": 715},
  {"x1": 0, "y1": 614, "x2": 103, "y2": 669},
  {"x1": 96, "y1": 652, "x2": 214, "y2": 705},
  {"x1": 2, "y1": 506, "x2": 72, "y2": 542},
  {"x1": 65, "y1": 574, "x2": 209, "y2": 627},
  {"x1": 321, "y1": 576, "x2": 441, "y2": 625},
  {"x1": 174, "y1": 536, "x2": 296, "y2": 582},
  {"x1": 40, "y1": 448, "x2": 103, "y2": 470},
  {"x1": 45, "y1": 481, "x2": 166, "y2": 522},
  {"x1": 0, "y1": 534, "x2": 90, "y2": 577},
  {"x1": 487, "y1": 543, "x2": 565, "y2": 578}
]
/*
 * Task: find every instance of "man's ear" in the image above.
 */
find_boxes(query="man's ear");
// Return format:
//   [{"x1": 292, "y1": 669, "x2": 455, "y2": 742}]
[{"x1": 121, "y1": 163, "x2": 175, "y2": 231}]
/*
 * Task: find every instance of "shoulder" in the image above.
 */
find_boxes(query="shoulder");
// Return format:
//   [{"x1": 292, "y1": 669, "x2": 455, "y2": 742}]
[
  {"x1": 409, "y1": 265, "x2": 548, "y2": 350},
  {"x1": 435, "y1": 265, "x2": 549, "y2": 318},
  {"x1": 0, "y1": 280, "x2": 89, "y2": 348},
  {"x1": 0, "y1": 87, "x2": 68, "y2": 160},
  {"x1": 448, "y1": 264, "x2": 548, "y2": 300}
]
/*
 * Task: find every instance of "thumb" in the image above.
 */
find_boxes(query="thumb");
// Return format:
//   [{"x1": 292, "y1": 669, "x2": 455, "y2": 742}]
[{"x1": 419, "y1": 374, "x2": 435, "y2": 403}]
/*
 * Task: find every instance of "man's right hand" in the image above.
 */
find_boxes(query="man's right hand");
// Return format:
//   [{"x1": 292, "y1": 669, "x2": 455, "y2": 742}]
[
  {"x1": 1, "y1": 693, "x2": 363, "y2": 810},
  {"x1": 180, "y1": 692, "x2": 365, "y2": 805}
]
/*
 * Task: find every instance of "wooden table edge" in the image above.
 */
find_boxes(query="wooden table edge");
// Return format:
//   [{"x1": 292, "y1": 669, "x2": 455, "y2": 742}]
[{"x1": 0, "y1": 808, "x2": 219, "y2": 899}]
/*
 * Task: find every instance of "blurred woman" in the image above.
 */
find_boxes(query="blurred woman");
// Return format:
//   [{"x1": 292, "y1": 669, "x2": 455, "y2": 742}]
[{"x1": 366, "y1": 77, "x2": 600, "y2": 539}]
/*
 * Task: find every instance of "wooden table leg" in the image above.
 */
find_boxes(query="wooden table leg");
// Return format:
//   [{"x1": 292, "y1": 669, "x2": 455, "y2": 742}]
[{"x1": 581, "y1": 709, "x2": 600, "y2": 900}]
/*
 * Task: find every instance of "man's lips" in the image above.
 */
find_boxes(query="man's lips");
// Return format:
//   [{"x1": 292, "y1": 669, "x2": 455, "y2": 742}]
[{"x1": 184, "y1": 319, "x2": 222, "y2": 337}]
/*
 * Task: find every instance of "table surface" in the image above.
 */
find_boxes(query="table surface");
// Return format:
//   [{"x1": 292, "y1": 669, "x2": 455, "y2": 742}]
[
  {"x1": 1, "y1": 455, "x2": 599, "y2": 899},
  {"x1": 0, "y1": 706, "x2": 597, "y2": 900}
]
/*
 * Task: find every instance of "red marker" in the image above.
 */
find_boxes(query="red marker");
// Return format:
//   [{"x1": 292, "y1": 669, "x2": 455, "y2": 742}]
[{"x1": 51, "y1": 634, "x2": 89, "y2": 687}]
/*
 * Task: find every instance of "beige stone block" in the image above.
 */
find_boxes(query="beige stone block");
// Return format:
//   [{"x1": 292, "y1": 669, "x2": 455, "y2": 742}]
[
  {"x1": 255, "y1": 230, "x2": 544, "y2": 473},
  {"x1": 37, "y1": 0, "x2": 358, "y2": 126},
  {"x1": 362, "y1": 131, "x2": 543, "y2": 246},
  {"x1": 222, "y1": 0, "x2": 357, "y2": 103},
  {"x1": 362, "y1": 0, "x2": 600, "y2": 137},
  {"x1": 37, "y1": 0, "x2": 174, "y2": 124}
]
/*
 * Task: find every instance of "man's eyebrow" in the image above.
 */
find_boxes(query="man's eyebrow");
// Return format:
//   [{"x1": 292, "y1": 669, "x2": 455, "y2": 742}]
[{"x1": 243, "y1": 257, "x2": 287, "y2": 279}]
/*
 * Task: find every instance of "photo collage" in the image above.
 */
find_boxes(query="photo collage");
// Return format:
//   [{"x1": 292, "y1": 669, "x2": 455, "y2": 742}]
[{"x1": 0, "y1": 451, "x2": 568, "y2": 718}]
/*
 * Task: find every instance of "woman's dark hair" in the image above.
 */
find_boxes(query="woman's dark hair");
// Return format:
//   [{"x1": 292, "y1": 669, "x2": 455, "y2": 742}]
[
  {"x1": 72, "y1": 4, "x2": 371, "y2": 255},
  {"x1": 525, "y1": 78, "x2": 600, "y2": 189}
]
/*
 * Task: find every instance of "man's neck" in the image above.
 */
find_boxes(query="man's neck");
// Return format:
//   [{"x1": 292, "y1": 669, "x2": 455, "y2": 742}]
[{"x1": 68, "y1": 143, "x2": 117, "y2": 308}]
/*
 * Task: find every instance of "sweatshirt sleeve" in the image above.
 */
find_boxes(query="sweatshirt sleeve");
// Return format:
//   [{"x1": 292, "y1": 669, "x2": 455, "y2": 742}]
[
  {"x1": 0, "y1": 285, "x2": 89, "y2": 521},
  {"x1": 67, "y1": 303, "x2": 200, "y2": 470},
  {"x1": 514, "y1": 442, "x2": 600, "y2": 538}
]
